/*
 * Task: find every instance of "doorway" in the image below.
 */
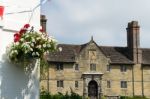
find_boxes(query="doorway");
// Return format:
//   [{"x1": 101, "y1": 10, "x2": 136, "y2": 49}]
[{"x1": 88, "y1": 80, "x2": 98, "y2": 99}]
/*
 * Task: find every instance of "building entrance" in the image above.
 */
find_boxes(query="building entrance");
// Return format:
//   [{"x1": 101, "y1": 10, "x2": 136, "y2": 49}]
[{"x1": 88, "y1": 80, "x2": 98, "y2": 99}]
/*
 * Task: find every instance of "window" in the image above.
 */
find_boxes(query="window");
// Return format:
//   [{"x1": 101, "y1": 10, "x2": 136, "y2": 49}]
[
  {"x1": 57, "y1": 80, "x2": 64, "y2": 87},
  {"x1": 107, "y1": 65, "x2": 111, "y2": 71},
  {"x1": 75, "y1": 64, "x2": 79, "y2": 71},
  {"x1": 90, "y1": 63, "x2": 96, "y2": 71},
  {"x1": 107, "y1": 81, "x2": 111, "y2": 88},
  {"x1": 120, "y1": 65, "x2": 127, "y2": 72},
  {"x1": 56, "y1": 63, "x2": 63, "y2": 70},
  {"x1": 75, "y1": 81, "x2": 79, "y2": 88},
  {"x1": 121, "y1": 81, "x2": 127, "y2": 88}
]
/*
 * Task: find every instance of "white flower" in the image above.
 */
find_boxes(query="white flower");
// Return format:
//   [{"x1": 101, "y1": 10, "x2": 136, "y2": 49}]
[
  {"x1": 41, "y1": 35, "x2": 45, "y2": 39},
  {"x1": 32, "y1": 52, "x2": 36, "y2": 56},
  {"x1": 30, "y1": 43, "x2": 34, "y2": 47},
  {"x1": 30, "y1": 48, "x2": 33, "y2": 51},
  {"x1": 43, "y1": 44, "x2": 46, "y2": 48},
  {"x1": 25, "y1": 50, "x2": 28, "y2": 54},
  {"x1": 47, "y1": 44, "x2": 51, "y2": 47},
  {"x1": 20, "y1": 38, "x2": 24, "y2": 41},
  {"x1": 36, "y1": 37, "x2": 40, "y2": 40},
  {"x1": 14, "y1": 50, "x2": 18, "y2": 53},
  {"x1": 15, "y1": 42, "x2": 19, "y2": 46},
  {"x1": 25, "y1": 35, "x2": 29, "y2": 38},
  {"x1": 32, "y1": 38, "x2": 35, "y2": 42},
  {"x1": 37, "y1": 45, "x2": 41, "y2": 49},
  {"x1": 36, "y1": 52, "x2": 39, "y2": 56}
]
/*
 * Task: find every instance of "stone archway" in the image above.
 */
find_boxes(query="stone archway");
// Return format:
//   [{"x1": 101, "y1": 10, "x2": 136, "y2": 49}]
[{"x1": 88, "y1": 80, "x2": 98, "y2": 99}]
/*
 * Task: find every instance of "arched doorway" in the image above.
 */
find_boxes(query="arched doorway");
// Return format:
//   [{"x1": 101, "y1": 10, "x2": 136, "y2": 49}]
[{"x1": 88, "y1": 80, "x2": 98, "y2": 99}]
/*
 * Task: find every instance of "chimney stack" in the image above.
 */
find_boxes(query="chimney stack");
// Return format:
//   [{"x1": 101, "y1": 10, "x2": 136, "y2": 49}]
[
  {"x1": 40, "y1": 15, "x2": 47, "y2": 32},
  {"x1": 126, "y1": 21, "x2": 142, "y2": 64}
]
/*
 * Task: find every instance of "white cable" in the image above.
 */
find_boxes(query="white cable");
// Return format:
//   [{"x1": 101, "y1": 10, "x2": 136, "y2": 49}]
[
  {"x1": 28, "y1": 0, "x2": 49, "y2": 23},
  {"x1": 6, "y1": 10, "x2": 32, "y2": 15},
  {"x1": 4, "y1": 0, "x2": 50, "y2": 23}
]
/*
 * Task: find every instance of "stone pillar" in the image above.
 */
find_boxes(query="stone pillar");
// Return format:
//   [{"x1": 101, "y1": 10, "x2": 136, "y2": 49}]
[{"x1": 83, "y1": 77, "x2": 87, "y2": 98}]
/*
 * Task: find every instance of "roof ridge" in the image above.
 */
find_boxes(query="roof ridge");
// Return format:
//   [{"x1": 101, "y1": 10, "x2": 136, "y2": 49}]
[
  {"x1": 99, "y1": 45, "x2": 127, "y2": 48},
  {"x1": 58, "y1": 44, "x2": 81, "y2": 46}
]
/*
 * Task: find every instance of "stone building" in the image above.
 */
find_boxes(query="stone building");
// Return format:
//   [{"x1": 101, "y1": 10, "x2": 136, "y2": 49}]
[{"x1": 40, "y1": 21, "x2": 150, "y2": 99}]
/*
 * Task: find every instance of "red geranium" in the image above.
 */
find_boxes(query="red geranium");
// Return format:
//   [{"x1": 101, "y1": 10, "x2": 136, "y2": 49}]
[
  {"x1": 24, "y1": 24, "x2": 30, "y2": 29},
  {"x1": 19, "y1": 28, "x2": 26, "y2": 35},
  {"x1": 14, "y1": 33, "x2": 20, "y2": 42},
  {"x1": 39, "y1": 26, "x2": 44, "y2": 32}
]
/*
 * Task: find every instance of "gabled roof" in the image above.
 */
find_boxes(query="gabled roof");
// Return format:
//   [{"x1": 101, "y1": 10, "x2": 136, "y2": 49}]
[
  {"x1": 47, "y1": 44, "x2": 131, "y2": 64},
  {"x1": 46, "y1": 42, "x2": 150, "y2": 65}
]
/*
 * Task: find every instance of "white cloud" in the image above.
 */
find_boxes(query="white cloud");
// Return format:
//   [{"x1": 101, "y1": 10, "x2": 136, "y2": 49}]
[{"x1": 41, "y1": 0, "x2": 150, "y2": 47}]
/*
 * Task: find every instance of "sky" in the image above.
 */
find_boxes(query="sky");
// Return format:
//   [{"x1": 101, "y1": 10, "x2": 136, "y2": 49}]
[{"x1": 41, "y1": 0, "x2": 150, "y2": 48}]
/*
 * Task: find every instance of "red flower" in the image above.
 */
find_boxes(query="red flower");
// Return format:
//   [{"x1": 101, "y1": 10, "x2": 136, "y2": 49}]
[
  {"x1": 19, "y1": 28, "x2": 26, "y2": 35},
  {"x1": 23, "y1": 24, "x2": 30, "y2": 29},
  {"x1": 39, "y1": 26, "x2": 44, "y2": 32},
  {"x1": 14, "y1": 33, "x2": 20, "y2": 42}
]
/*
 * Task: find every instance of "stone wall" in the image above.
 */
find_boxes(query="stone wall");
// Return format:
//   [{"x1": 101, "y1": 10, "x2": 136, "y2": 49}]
[{"x1": 40, "y1": 41, "x2": 150, "y2": 98}]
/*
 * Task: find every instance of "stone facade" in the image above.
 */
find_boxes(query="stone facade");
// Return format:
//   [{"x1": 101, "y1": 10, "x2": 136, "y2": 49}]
[{"x1": 40, "y1": 21, "x2": 150, "y2": 99}]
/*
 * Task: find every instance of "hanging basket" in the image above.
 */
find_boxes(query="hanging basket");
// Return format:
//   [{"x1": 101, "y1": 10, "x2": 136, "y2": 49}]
[{"x1": 6, "y1": 24, "x2": 57, "y2": 70}]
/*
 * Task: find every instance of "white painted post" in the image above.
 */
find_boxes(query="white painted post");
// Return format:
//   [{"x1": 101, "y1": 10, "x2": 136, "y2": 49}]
[{"x1": 0, "y1": 0, "x2": 41, "y2": 99}]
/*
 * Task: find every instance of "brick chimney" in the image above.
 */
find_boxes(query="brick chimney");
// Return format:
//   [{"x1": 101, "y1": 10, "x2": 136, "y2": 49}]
[
  {"x1": 126, "y1": 21, "x2": 142, "y2": 64},
  {"x1": 40, "y1": 15, "x2": 47, "y2": 32}
]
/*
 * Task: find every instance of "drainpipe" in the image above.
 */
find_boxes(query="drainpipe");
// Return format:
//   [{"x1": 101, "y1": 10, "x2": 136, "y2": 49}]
[
  {"x1": 132, "y1": 65, "x2": 135, "y2": 96},
  {"x1": 141, "y1": 66, "x2": 144, "y2": 97}
]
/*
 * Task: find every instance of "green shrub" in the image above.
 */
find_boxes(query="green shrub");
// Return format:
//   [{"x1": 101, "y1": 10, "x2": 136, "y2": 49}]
[
  {"x1": 120, "y1": 96, "x2": 148, "y2": 99},
  {"x1": 40, "y1": 89, "x2": 82, "y2": 99}
]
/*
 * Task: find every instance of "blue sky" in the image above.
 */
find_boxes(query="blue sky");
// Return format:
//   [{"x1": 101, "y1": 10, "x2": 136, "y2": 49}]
[{"x1": 41, "y1": 0, "x2": 150, "y2": 48}]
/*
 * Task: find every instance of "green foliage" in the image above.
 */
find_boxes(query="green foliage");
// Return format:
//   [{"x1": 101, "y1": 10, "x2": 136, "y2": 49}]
[
  {"x1": 40, "y1": 89, "x2": 82, "y2": 99},
  {"x1": 40, "y1": 58, "x2": 49, "y2": 80},
  {"x1": 120, "y1": 96, "x2": 149, "y2": 99},
  {"x1": 101, "y1": 96, "x2": 107, "y2": 99}
]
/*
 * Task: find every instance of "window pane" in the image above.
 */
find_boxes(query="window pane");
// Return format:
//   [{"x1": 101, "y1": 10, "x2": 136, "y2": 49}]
[
  {"x1": 57, "y1": 80, "x2": 64, "y2": 87},
  {"x1": 56, "y1": 63, "x2": 63, "y2": 70},
  {"x1": 107, "y1": 65, "x2": 110, "y2": 71},
  {"x1": 121, "y1": 65, "x2": 127, "y2": 72},
  {"x1": 57, "y1": 81, "x2": 59, "y2": 87},
  {"x1": 75, "y1": 64, "x2": 79, "y2": 70},
  {"x1": 121, "y1": 81, "x2": 127, "y2": 88},
  {"x1": 90, "y1": 63, "x2": 96, "y2": 71},
  {"x1": 60, "y1": 80, "x2": 63, "y2": 87},
  {"x1": 56, "y1": 64, "x2": 59, "y2": 70},
  {"x1": 107, "y1": 81, "x2": 111, "y2": 88},
  {"x1": 75, "y1": 81, "x2": 78, "y2": 88},
  {"x1": 60, "y1": 64, "x2": 63, "y2": 70}
]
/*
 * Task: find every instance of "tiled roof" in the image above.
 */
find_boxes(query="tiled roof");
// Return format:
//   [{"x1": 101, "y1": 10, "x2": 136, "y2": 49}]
[
  {"x1": 46, "y1": 44, "x2": 150, "y2": 65},
  {"x1": 142, "y1": 48, "x2": 150, "y2": 65},
  {"x1": 47, "y1": 44, "x2": 81, "y2": 62},
  {"x1": 99, "y1": 46, "x2": 133, "y2": 64}
]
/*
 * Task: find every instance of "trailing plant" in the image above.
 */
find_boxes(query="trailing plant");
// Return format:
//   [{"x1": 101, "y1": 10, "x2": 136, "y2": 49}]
[{"x1": 6, "y1": 24, "x2": 57, "y2": 71}]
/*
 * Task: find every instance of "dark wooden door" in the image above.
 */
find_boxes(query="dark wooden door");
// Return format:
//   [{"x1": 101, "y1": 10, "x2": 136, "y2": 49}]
[{"x1": 88, "y1": 80, "x2": 98, "y2": 99}]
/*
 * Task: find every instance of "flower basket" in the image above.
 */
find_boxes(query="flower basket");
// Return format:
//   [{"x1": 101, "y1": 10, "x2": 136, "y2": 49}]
[{"x1": 6, "y1": 24, "x2": 57, "y2": 70}]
